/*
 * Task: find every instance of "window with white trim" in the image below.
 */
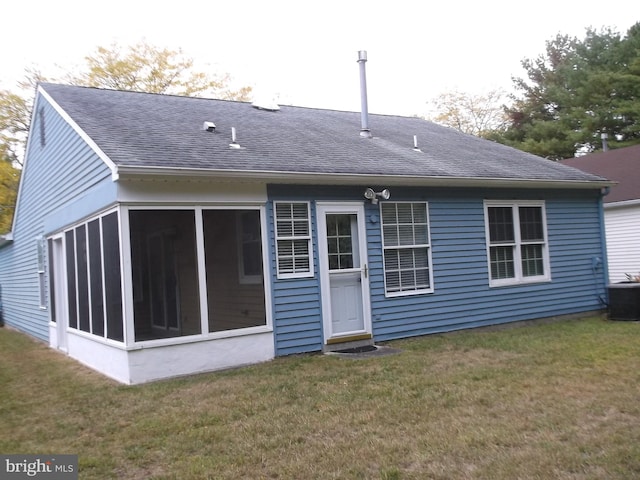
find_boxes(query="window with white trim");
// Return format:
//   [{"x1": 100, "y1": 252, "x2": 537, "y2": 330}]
[
  {"x1": 381, "y1": 202, "x2": 433, "y2": 296},
  {"x1": 274, "y1": 202, "x2": 313, "y2": 278},
  {"x1": 485, "y1": 201, "x2": 550, "y2": 286}
]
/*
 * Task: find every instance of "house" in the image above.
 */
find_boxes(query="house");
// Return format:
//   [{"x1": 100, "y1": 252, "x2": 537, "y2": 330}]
[
  {"x1": 0, "y1": 80, "x2": 612, "y2": 384},
  {"x1": 562, "y1": 145, "x2": 640, "y2": 283}
]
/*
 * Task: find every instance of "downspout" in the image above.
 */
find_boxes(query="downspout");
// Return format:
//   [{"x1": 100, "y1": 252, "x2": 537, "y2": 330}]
[{"x1": 597, "y1": 187, "x2": 611, "y2": 307}]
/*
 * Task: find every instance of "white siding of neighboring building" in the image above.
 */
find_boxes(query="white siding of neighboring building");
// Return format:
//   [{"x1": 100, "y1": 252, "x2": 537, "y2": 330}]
[{"x1": 604, "y1": 201, "x2": 640, "y2": 283}]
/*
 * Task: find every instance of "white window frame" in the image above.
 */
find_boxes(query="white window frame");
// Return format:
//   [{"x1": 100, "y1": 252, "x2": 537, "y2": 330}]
[
  {"x1": 380, "y1": 201, "x2": 434, "y2": 297},
  {"x1": 484, "y1": 200, "x2": 551, "y2": 287},
  {"x1": 274, "y1": 201, "x2": 314, "y2": 279}
]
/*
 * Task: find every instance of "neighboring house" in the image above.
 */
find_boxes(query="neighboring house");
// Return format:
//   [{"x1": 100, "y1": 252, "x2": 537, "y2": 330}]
[
  {"x1": 562, "y1": 145, "x2": 640, "y2": 283},
  {"x1": 0, "y1": 82, "x2": 612, "y2": 384}
]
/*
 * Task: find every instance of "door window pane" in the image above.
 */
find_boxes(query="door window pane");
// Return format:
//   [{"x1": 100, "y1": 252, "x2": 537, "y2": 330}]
[{"x1": 326, "y1": 214, "x2": 355, "y2": 270}]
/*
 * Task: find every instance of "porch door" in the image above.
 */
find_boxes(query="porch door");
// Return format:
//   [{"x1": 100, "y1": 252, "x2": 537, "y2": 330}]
[
  {"x1": 317, "y1": 203, "x2": 372, "y2": 343},
  {"x1": 51, "y1": 237, "x2": 68, "y2": 351}
]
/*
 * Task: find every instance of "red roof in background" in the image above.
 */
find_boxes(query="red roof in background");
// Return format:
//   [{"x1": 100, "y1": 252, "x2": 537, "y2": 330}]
[{"x1": 561, "y1": 144, "x2": 640, "y2": 203}]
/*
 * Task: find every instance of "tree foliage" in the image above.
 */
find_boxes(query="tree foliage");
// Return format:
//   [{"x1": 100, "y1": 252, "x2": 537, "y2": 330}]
[
  {"x1": 0, "y1": 41, "x2": 253, "y2": 233},
  {"x1": 0, "y1": 145, "x2": 20, "y2": 234},
  {"x1": 67, "y1": 41, "x2": 252, "y2": 100},
  {"x1": 0, "y1": 87, "x2": 32, "y2": 167},
  {"x1": 427, "y1": 88, "x2": 509, "y2": 138},
  {"x1": 497, "y1": 23, "x2": 640, "y2": 159}
]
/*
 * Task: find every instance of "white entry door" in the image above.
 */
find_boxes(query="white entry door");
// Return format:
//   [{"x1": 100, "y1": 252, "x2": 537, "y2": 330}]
[{"x1": 317, "y1": 203, "x2": 372, "y2": 343}]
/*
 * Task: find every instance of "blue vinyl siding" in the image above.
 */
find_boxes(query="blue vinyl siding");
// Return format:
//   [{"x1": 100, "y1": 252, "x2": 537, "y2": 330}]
[
  {"x1": 371, "y1": 189, "x2": 606, "y2": 341},
  {"x1": 268, "y1": 185, "x2": 607, "y2": 355},
  {"x1": 267, "y1": 197, "x2": 323, "y2": 355},
  {"x1": 0, "y1": 94, "x2": 115, "y2": 341}
]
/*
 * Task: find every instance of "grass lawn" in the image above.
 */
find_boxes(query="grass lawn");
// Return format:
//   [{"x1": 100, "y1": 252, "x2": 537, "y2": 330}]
[{"x1": 1, "y1": 315, "x2": 640, "y2": 479}]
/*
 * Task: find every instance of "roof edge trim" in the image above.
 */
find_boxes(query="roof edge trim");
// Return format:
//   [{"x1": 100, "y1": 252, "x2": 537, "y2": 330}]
[
  {"x1": 38, "y1": 85, "x2": 119, "y2": 180},
  {"x1": 115, "y1": 165, "x2": 615, "y2": 189}
]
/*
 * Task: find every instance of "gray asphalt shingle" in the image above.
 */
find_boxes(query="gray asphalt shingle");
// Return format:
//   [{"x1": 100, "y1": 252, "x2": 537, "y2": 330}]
[
  {"x1": 562, "y1": 144, "x2": 640, "y2": 203},
  {"x1": 40, "y1": 83, "x2": 608, "y2": 184}
]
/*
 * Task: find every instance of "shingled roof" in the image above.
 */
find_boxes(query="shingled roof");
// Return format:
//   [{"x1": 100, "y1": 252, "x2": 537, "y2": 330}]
[
  {"x1": 561, "y1": 144, "x2": 640, "y2": 203},
  {"x1": 39, "y1": 83, "x2": 610, "y2": 188}
]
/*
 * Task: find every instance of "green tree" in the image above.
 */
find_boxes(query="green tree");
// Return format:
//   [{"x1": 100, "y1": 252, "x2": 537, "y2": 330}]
[
  {"x1": 427, "y1": 88, "x2": 509, "y2": 138},
  {"x1": 497, "y1": 23, "x2": 640, "y2": 159},
  {"x1": 0, "y1": 144, "x2": 20, "y2": 234},
  {"x1": 68, "y1": 41, "x2": 252, "y2": 100},
  {"x1": 0, "y1": 42, "x2": 253, "y2": 232},
  {"x1": 0, "y1": 86, "x2": 33, "y2": 167}
]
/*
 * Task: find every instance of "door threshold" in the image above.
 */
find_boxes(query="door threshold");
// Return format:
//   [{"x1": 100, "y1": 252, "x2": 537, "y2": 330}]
[{"x1": 323, "y1": 334, "x2": 373, "y2": 353}]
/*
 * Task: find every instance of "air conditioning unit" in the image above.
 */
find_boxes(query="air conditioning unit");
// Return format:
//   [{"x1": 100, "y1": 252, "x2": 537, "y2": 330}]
[{"x1": 608, "y1": 283, "x2": 640, "y2": 321}]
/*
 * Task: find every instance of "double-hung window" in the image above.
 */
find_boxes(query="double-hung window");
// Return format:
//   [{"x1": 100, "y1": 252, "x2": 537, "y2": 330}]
[
  {"x1": 274, "y1": 202, "x2": 313, "y2": 278},
  {"x1": 381, "y1": 202, "x2": 433, "y2": 296},
  {"x1": 485, "y1": 201, "x2": 550, "y2": 286}
]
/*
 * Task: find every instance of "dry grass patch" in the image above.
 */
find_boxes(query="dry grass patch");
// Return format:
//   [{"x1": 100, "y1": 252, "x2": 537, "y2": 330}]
[{"x1": 1, "y1": 316, "x2": 640, "y2": 479}]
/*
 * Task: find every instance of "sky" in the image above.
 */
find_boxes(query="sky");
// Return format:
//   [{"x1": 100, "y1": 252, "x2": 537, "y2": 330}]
[{"x1": 2, "y1": 0, "x2": 637, "y2": 117}]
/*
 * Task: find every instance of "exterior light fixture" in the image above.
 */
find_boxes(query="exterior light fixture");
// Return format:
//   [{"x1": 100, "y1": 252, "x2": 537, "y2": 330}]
[{"x1": 364, "y1": 188, "x2": 391, "y2": 204}]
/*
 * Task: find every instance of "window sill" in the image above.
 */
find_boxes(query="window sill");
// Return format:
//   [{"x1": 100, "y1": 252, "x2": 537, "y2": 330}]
[
  {"x1": 277, "y1": 273, "x2": 315, "y2": 280},
  {"x1": 489, "y1": 277, "x2": 552, "y2": 288},
  {"x1": 385, "y1": 288, "x2": 435, "y2": 298}
]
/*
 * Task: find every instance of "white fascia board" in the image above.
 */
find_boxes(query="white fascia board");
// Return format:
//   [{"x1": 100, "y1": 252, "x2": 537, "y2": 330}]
[
  {"x1": 115, "y1": 165, "x2": 616, "y2": 190},
  {"x1": 38, "y1": 85, "x2": 119, "y2": 180}
]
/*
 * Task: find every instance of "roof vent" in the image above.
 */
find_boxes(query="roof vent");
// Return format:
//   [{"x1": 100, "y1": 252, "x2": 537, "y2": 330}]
[
  {"x1": 229, "y1": 127, "x2": 243, "y2": 149},
  {"x1": 203, "y1": 121, "x2": 216, "y2": 132},
  {"x1": 412, "y1": 135, "x2": 422, "y2": 152},
  {"x1": 252, "y1": 99, "x2": 280, "y2": 112}
]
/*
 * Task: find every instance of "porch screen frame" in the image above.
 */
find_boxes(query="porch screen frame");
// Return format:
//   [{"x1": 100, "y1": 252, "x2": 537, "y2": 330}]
[
  {"x1": 51, "y1": 207, "x2": 125, "y2": 343},
  {"x1": 121, "y1": 204, "x2": 273, "y2": 348}
]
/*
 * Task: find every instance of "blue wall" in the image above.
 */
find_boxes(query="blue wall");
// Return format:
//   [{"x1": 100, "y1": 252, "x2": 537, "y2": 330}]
[
  {"x1": 0, "y1": 93, "x2": 115, "y2": 341},
  {"x1": 268, "y1": 185, "x2": 607, "y2": 356}
]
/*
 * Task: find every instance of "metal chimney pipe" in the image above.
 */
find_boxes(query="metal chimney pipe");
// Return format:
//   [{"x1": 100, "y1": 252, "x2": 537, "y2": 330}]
[
  {"x1": 357, "y1": 50, "x2": 372, "y2": 138},
  {"x1": 601, "y1": 132, "x2": 609, "y2": 152}
]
